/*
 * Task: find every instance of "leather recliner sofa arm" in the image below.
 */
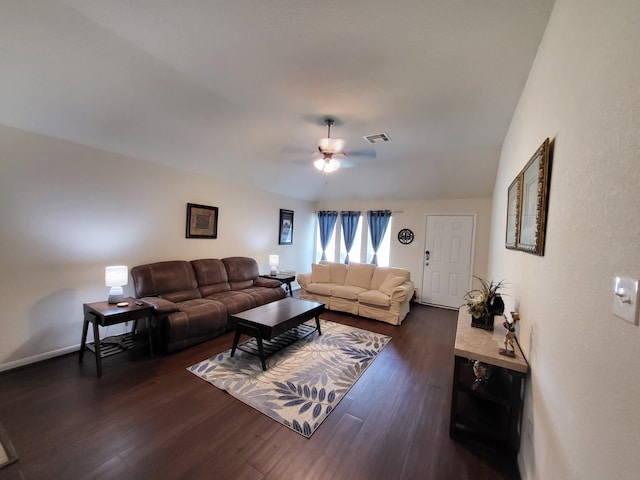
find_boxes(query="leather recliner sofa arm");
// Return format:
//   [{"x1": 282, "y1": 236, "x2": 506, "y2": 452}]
[
  {"x1": 254, "y1": 277, "x2": 281, "y2": 288},
  {"x1": 138, "y1": 297, "x2": 180, "y2": 314}
]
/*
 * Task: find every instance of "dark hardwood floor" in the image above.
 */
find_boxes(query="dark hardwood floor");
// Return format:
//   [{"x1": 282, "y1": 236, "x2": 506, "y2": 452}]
[{"x1": 0, "y1": 302, "x2": 520, "y2": 480}]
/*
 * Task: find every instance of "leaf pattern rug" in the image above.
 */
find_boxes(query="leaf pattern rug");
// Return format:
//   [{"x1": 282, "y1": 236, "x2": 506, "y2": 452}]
[{"x1": 187, "y1": 319, "x2": 391, "y2": 438}]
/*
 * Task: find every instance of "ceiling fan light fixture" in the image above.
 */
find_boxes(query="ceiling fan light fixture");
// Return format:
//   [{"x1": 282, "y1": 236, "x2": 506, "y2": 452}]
[
  {"x1": 319, "y1": 137, "x2": 345, "y2": 154},
  {"x1": 318, "y1": 118, "x2": 345, "y2": 154},
  {"x1": 314, "y1": 157, "x2": 340, "y2": 173}
]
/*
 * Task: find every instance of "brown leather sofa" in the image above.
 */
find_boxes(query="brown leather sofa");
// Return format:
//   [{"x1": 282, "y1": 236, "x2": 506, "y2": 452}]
[{"x1": 131, "y1": 257, "x2": 285, "y2": 353}]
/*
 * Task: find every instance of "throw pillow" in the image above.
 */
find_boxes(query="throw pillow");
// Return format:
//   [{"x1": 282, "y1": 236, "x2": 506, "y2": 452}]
[
  {"x1": 379, "y1": 273, "x2": 405, "y2": 296},
  {"x1": 311, "y1": 263, "x2": 331, "y2": 283}
]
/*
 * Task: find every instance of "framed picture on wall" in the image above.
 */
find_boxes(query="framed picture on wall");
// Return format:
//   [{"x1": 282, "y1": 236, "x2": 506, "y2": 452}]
[
  {"x1": 516, "y1": 138, "x2": 550, "y2": 256},
  {"x1": 279, "y1": 209, "x2": 294, "y2": 245},
  {"x1": 505, "y1": 175, "x2": 521, "y2": 249},
  {"x1": 186, "y1": 203, "x2": 218, "y2": 239}
]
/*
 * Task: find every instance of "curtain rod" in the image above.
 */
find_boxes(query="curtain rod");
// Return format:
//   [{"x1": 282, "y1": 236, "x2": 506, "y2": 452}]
[{"x1": 314, "y1": 210, "x2": 404, "y2": 214}]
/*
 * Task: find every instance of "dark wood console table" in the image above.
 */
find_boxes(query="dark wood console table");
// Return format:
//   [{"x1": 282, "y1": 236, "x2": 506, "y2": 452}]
[{"x1": 450, "y1": 308, "x2": 529, "y2": 457}]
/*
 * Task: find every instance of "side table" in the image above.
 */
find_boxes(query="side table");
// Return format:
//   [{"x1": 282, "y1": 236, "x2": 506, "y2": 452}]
[
  {"x1": 260, "y1": 273, "x2": 296, "y2": 297},
  {"x1": 79, "y1": 298, "x2": 154, "y2": 377}
]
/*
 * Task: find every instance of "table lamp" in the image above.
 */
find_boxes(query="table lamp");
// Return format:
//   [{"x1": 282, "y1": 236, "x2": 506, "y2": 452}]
[
  {"x1": 269, "y1": 255, "x2": 279, "y2": 276},
  {"x1": 105, "y1": 265, "x2": 128, "y2": 303}
]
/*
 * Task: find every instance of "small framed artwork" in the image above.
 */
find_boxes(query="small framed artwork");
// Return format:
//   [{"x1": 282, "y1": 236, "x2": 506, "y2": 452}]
[
  {"x1": 505, "y1": 175, "x2": 521, "y2": 249},
  {"x1": 279, "y1": 209, "x2": 294, "y2": 245},
  {"x1": 186, "y1": 203, "x2": 218, "y2": 239},
  {"x1": 517, "y1": 138, "x2": 550, "y2": 256}
]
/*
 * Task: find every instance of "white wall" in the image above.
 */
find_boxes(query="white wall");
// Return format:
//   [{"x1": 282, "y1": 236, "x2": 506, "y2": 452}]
[
  {"x1": 488, "y1": 1, "x2": 640, "y2": 478},
  {"x1": 315, "y1": 198, "x2": 493, "y2": 301},
  {"x1": 0, "y1": 125, "x2": 315, "y2": 370}
]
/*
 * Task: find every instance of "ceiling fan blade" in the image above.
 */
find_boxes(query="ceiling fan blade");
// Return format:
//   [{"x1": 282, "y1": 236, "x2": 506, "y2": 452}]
[
  {"x1": 340, "y1": 158, "x2": 357, "y2": 169},
  {"x1": 346, "y1": 149, "x2": 377, "y2": 159},
  {"x1": 281, "y1": 145, "x2": 314, "y2": 155}
]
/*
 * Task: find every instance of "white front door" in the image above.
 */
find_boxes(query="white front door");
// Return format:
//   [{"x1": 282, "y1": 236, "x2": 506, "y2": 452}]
[{"x1": 421, "y1": 215, "x2": 475, "y2": 309}]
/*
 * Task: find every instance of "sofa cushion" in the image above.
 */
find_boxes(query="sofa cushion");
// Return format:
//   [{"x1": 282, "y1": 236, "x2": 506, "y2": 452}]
[
  {"x1": 202, "y1": 290, "x2": 256, "y2": 314},
  {"x1": 191, "y1": 259, "x2": 231, "y2": 296},
  {"x1": 311, "y1": 264, "x2": 331, "y2": 283},
  {"x1": 344, "y1": 263, "x2": 376, "y2": 289},
  {"x1": 358, "y1": 289, "x2": 392, "y2": 307},
  {"x1": 130, "y1": 261, "x2": 201, "y2": 302},
  {"x1": 222, "y1": 256, "x2": 260, "y2": 290},
  {"x1": 306, "y1": 282, "x2": 335, "y2": 296},
  {"x1": 162, "y1": 289, "x2": 202, "y2": 303},
  {"x1": 379, "y1": 273, "x2": 406, "y2": 296},
  {"x1": 321, "y1": 261, "x2": 348, "y2": 285},
  {"x1": 164, "y1": 298, "x2": 227, "y2": 351},
  {"x1": 332, "y1": 285, "x2": 368, "y2": 301},
  {"x1": 370, "y1": 267, "x2": 411, "y2": 290}
]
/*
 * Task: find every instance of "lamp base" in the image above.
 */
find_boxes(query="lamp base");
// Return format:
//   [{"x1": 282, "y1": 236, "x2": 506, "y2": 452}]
[
  {"x1": 270, "y1": 266, "x2": 278, "y2": 276},
  {"x1": 108, "y1": 286, "x2": 124, "y2": 304}
]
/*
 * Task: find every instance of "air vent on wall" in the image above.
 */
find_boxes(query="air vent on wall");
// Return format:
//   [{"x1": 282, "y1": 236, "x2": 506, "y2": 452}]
[{"x1": 363, "y1": 133, "x2": 391, "y2": 144}]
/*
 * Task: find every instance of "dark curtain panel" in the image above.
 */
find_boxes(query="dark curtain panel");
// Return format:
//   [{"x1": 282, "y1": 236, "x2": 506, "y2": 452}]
[
  {"x1": 367, "y1": 210, "x2": 392, "y2": 265},
  {"x1": 340, "y1": 211, "x2": 361, "y2": 264},
  {"x1": 317, "y1": 211, "x2": 338, "y2": 261}
]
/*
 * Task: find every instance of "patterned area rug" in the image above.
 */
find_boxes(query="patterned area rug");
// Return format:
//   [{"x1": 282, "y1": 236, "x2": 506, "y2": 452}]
[{"x1": 187, "y1": 319, "x2": 391, "y2": 438}]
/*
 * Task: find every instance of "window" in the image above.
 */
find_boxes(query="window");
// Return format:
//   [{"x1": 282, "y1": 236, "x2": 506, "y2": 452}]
[{"x1": 315, "y1": 211, "x2": 391, "y2": 265}]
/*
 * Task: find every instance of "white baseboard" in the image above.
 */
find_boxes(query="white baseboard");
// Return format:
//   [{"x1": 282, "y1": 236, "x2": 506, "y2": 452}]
[{"x1": 0, "y1": 344, "x2": 80, "y2": 373}]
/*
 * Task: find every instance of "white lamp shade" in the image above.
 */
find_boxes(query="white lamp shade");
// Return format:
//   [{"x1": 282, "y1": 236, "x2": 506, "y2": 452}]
[
  {"x1": 105, "y1": 265, "x2": 128, "y2": 287},
  {"x1": 269, "y1": 255, "x2": 279, "y2": 275},
  {"x1": 105, "y1": 265, "x2": 128, "y2": 303}
]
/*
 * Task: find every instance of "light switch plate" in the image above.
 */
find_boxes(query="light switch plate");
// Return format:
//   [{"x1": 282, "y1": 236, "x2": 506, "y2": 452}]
[{"x1": 613, "y1": 276, "x2": 639, "y2": 325}]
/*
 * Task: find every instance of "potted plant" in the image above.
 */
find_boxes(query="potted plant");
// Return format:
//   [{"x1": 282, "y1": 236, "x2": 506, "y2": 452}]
[{"x1": 463, "y1": 276, "x2": 506, "y2": 331}]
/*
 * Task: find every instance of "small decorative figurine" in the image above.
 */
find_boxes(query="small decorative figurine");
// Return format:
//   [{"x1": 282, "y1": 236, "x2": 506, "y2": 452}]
[
  {"x1": 499, "y1": 311, "x2": 520, "y2": 357},
  {"x1": 472, "y1": 360, "x2": 492, "y2": 383}
]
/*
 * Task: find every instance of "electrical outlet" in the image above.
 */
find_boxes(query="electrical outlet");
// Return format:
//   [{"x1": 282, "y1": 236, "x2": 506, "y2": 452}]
[{"x1": 613, "y1": 277, "x2": 639, "y2": 325}]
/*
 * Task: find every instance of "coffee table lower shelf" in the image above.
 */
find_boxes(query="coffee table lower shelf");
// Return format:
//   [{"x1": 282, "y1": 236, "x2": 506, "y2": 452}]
[
  {"x1": 229, "y1": 297, "x2": 325, "y2": 371},
  {"x1": 234, "y1": 322, "x2": 318, "y2": 364}
]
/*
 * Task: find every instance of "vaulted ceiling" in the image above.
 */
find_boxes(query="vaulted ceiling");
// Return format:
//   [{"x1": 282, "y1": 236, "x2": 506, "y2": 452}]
[{"x1": 1, "y1": 0, "x2": 555, "y2": 202}]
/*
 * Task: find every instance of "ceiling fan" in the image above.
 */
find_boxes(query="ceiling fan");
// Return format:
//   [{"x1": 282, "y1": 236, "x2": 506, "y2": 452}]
[
  {"x1": 314, "y1": 118, "x2": 346, "y2": 173},
  {"x1": 310, "y1": 118, "x2": 377, "y2": 173}
]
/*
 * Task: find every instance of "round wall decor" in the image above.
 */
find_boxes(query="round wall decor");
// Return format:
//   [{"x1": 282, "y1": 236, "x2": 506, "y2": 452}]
[{"x1": 397, "y1": 228, "x2": 414, "y2": 245}]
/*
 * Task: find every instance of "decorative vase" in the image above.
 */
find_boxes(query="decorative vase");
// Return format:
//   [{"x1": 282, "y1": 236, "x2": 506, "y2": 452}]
[
  {"x1": 470, "y1": 295, "x2": 505, "y2": 331},
  {"x1": 471, "y1": 312, "x2": 495, "y2": 331},
  {"x1": 488, "y1": 295, "x2": 505, "y2": 316}
]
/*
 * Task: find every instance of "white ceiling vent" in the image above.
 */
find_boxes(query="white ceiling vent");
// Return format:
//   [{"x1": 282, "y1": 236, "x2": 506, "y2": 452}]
[{"x1": 364, "y1": 133, "x2": 391, "y2": 144}]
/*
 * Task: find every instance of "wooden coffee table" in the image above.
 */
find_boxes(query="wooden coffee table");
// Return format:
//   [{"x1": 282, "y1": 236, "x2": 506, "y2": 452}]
[{"x1": 229, "y1": 297, "x2": 325, "y2": 370}]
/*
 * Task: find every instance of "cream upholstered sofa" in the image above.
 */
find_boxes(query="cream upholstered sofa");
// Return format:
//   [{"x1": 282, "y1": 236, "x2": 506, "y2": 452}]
[{"x1": 297, "y1": 261, "x2": 414, "y2": 325}]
